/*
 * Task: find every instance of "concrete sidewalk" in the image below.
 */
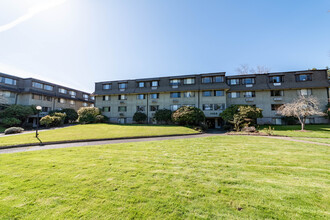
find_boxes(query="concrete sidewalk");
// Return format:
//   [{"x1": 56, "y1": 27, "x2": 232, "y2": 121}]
[{"x1": 0, "y1": 133, "x2": 222, "y2": 154}]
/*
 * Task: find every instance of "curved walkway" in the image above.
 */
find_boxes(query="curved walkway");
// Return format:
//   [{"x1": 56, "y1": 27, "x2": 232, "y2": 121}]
[
  {"x1": 0, "y1": 132, "x2": 328, "y2": 155},
  {"x1": 0, "y1": 133, "x2": 220, "y2": 154}
]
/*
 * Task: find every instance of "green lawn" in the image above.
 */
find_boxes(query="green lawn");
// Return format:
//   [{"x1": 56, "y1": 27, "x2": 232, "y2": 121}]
[
  {"x1": 259, "y1": 124, "x2": 330, "y2": 138},
  {"x1": 0, "y1": 136, "x2": 329, "y2": 219},
  {"x1": 0, "y1": 124, "x2": 198, "y2": 147}
]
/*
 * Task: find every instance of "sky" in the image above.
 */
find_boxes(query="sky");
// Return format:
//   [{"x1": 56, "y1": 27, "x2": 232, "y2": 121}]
[{"x1": 0, "y1": 0, "x2": 329, "y2": 93}]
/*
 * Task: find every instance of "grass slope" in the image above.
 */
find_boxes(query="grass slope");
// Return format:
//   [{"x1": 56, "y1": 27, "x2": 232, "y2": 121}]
[
  {"x1": 259, "y1": 124, "x2": 330, "y2": 138},
  {"x1": 0, "y1": 136, "x2": 329, "y2": 219},
  {"x1": 0, "y1": 124, "x2": 198, "y2": 146}
]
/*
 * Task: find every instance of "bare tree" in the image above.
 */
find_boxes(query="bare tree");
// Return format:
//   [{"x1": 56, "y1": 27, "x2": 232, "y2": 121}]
[
  {"x1": 250, "y1": 65, "x2": 271, "y2": 74},
  {"x1": 235, "y1": 64, "x2": 250, "y2": 75},
  {"x1": 236, "y1": 64, "x2": 270, "y2": 74},
  {"x1": 277, "y1": 96, "x2": 325, "y2": 130}
]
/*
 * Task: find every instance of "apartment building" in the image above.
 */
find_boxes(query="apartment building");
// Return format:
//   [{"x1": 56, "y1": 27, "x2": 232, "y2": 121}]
[
  {"x1": 0, "y1": 72, "x2": 94, "y2": 124},
  {"x1": 94, "y1": 69, "x2": 330, "y2": 128}
]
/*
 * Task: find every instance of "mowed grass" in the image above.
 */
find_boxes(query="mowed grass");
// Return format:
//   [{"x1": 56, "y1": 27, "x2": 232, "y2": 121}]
[
  {"x1": 259, "y1": 124, "x2": 330, "y2": 138},
  {"x1": 0, "y1": 136, "x2": 329, "y2": 219},
  {"x1": 0, "y1": 124, "x2": 198, "y2": 147}
]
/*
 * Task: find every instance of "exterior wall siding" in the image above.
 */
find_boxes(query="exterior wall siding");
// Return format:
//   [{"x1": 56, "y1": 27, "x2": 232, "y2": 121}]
[{"x1": 95, "y1": 69, "x2": 330, "y2": 125}]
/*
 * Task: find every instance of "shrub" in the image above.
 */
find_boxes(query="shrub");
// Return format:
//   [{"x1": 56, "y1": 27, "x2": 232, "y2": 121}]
[
  {"x1": 133, "y1": 112, "x2": 147, "y2": 124},
  {"x1": 220, "y1": 105, "x2": 263, "y2": 131},
  {"x1": 50, "y1": 108, "x2": 78, "y2": 123},
  {"x1": 281, "y1": 116, "x2": 298, "y2": 125},
  {"x1": 95, "y1": 115, "x2": 105, "y2": 123},
  {"x1": 325, "y1": 103, "x2": 330, "y2": 119},
  {"x1": 52, "y1": 113, "x2": 66, "y2": 126},
  {"x1": 78, "y1": 107, "x2": 100, "y2": 124},
  {"x1": 4, "y1": 127, "x2": 24, "y2": 135},
  {"x1": 172, "y1": 106, "x2": 205, "y2": 126},
  {"x1": 40, "y1": 115, "x2": 54, "y2": 128},
  {"x1": 40, "y1": 113, "x2": 65, "y2": 128},
  {"x1": 0, "y1": 105, "x2": 35, "y2": 125},
  {"x1": 154, "y1": 109, "x2": 172, "y2": 124},
  {"x1": 1, "y1": 117, "x2": 21, "y2": 128}
]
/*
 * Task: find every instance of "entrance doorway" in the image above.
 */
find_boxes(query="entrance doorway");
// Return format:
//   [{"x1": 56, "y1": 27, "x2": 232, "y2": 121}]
[{"x1": 206, "y1": 118, "x2": 223, "y2": 129}]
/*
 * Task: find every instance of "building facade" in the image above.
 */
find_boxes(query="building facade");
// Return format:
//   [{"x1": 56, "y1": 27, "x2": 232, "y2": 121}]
[
  {"x1": 94, "y1": 69, "x2": 330, "y2": 127},
  {"x1": 0, "y1": 72, "x2": 94, "y2": 125}
]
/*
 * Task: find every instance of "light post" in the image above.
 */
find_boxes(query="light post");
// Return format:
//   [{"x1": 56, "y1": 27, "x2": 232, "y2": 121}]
[{"x1": 36, "y1": 106, "x2": 42, "y2": 138}]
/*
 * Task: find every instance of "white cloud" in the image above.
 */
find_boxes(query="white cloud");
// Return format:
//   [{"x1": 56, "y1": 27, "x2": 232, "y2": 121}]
[{"x1": 0, "y1": 0, "x2": 68, "y2": 33}]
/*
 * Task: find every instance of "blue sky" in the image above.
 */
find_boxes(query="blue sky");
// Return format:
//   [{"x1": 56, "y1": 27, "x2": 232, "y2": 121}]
[{"x1": 0, "y1": 0, "x2": 329, "y2": 92}]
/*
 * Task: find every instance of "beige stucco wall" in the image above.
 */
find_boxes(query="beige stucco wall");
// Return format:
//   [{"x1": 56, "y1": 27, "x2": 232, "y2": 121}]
[{"x1": 96, "y1": 90, "x2": 227, "y2": 123}]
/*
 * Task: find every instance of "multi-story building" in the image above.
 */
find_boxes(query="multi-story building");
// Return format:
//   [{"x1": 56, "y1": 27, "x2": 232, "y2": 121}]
[
  {"x1": 0, "y1": 72, "x2": 94, "y2": 125},
  {"x1": 95, "y1": 69, "x2": 329, "y2": 127}
]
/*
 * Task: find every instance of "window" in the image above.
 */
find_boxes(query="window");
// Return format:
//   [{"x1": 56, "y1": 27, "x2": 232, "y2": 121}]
[
  {"x1": 170, "y1": 105, "x2": 181, "y2": 111},
  {"x1": 269, "y1": 76, "x2": 283, "y2": 83},
  {"x1": 271, "y1": 104, "x2": 283, "y2": 111},
  {"x1": 150, "y1": 105, "x2": 159, "y2": 111},
  {"x1": 69, "y1": 91, "x2": 76, "y2": 96},
  {"x1": 58, "y1": 98, "x2": 66, "y2": 104},
  {"x1": 138, "y1": 82, "x2": 145, "y2": 88},
  {"x1": 214, "y1": 104, "x2": 225, "y2": 110},
  {"x1": 118, "y1": 106, "x2": 127, "y2": 112},
  {"x1": 170, "y1": 92, "x2": 181, "y2": 98},
  {"x1": 183, "y1": 78, "x2": 195, "y2": 85},
  {"x1": 137, "y1": 94, "x2": 145, "y2": 100},
  {"x1": 70, "y1": 100, "x2": 75, "y2": 105},
  {"x1": 242, "y1": 78, "x2": 255, "y2": 85},
  {"x1": 150, "y1": 93, "x2": 159, "y2": 99},
  {"x1": 229, "y1": 92, "x2": 240, "y2": 98},
  {"x1": 59, "y1": 88, "x2": 67, "y2": 94},
  {"x1": 44, "y1": 85, "x2": 53, "y2": 91},
  {"x1": 118, "y1": 118, "x2": 126, "y2": 124},
  {"x1": 41, "y1": 107, "x2": 51, "y2": 112},
  {"x1": 151, "y1": 81, "x2": 159, "y2": 87},
  {"x1": 102, "y1": 107, "x2": 111, "y2": 112},
  {"x1": 298, "y1": 89, "x2": 312, "y2": 96},
  {"x1": 213, "y1": 76, "x2": 224, "y2": 83},
  {"x1": 296, "y1": 74, "x2": 312, "y2": 82},
  {"x1": 214, "y1": 90, "x2": 224, "y2": 96},
  {"x1": 183, "y1": 104, "x2": 195, "y2": 107},
  {"x1": 3, "y1": 78, "x2": 16, "y2": 85},
  {"x1": 203, "y1": 91, "x2": 212, "y2": 97},
  {"x1": 228, "y1": 79, "x2": 239, "y2": 85},
  {"x1": 273, "y1": 118, "x2": 282, "y2": 125},
  {"x1": 2, "y1": 91, "x2": 15, "y2": 98},
  {"x1": 170, "y1": 79, "x2": 181, "y2": 86},
  {"x1": 118, "y1": 95, "x2": 127, "y2": 100},
  {"x1": 136, "y1": 106, "x2": 145, "y2": 112},
  {"x1": 83, "y1": 94, "x2": 89, "y2": 100},
  {"x1": 103, "y1": 95, "x2": 110, "y2": 101},
  {"x1": 118, "y1": 83, "x2": 127, "y2": 89},
  {"x1": 103, "y1": 84, "x2": 111, "y2": 90},
  {"x1": 43, "y1": 96, "x2": 52, "y2": 101},
  {"x1": 83, "y1": 102, "x2": 88, "y2": 107},
  {"x1": 32, "y1": 94, "x2": 42, "y2": 100},
  {"x1": 243, "y1": 91, "x2": 255, "y2": 98},
  {"x1": 183, "y1": 91, "x2": 195, "y2": 98},
  {"x1": 32, "y1": 82, "x2": 43, "y2": 89},
  {"x1": 202, "y1": 77, "x2": 212, "y2": 84},
  {"x1": 202, "y1": 104, "x2": 213, "y2": 111},
  {"x1": 270, "y1": 90, "x2": 283, "y2": 96}
]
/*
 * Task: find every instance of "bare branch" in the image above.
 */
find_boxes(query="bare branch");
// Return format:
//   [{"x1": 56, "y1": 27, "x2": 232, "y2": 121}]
[
  {"x1": 236, "y1": 64, "x2": 250, "y2": 75},
  {"x1": 277, "y1": 96, "x2": 325, "y2": 130}
]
